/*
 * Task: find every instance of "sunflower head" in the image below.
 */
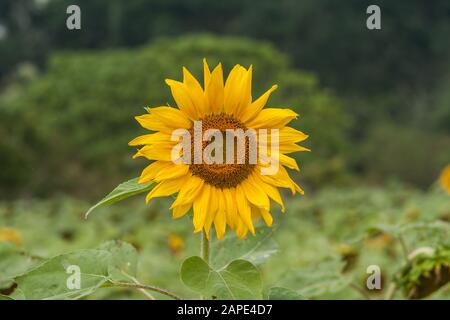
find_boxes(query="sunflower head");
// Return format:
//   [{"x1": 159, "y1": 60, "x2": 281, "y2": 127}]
[
  {"x1": 440, "y1": 165, "x2": 450, "y2": 195},
  {"x1": 130, "y1": 59, "x2": 309, "y2": 239}
]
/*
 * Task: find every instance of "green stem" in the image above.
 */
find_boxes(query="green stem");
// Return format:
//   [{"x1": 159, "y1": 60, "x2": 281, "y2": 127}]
[
  {"x1": 200, "y1": 230, "x2": 210, "y2": 300},
  {"x1": 120, "y1": 270, "x2": 155, "y2": 300},
  {"x1": 112, "y1": 281, "x2": 181, "y2": 300},
  {"x1": 398, "y1": 235, "x2": 410, "y2": 263}
]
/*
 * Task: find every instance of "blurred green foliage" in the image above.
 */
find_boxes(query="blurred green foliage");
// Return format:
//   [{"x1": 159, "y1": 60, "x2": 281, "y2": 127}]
[
  {"x1": 1, "y1": 0, "x2": 449, "y2": 196},
  {"x1": 1, "y1": 186, "x2": 449, "y2": 299},
  {"x1": 361, "y1": 124, "x2": 450, "y2": 186},
  {"x1": 0, "y1": 34, "x2": 346, "y2": 198},
  {"x1": 0, "y1": 0, "x2": 448, "y2": 301},
  {"x1": 2, "y1": 0, "x2": 450, "y2": 96}
]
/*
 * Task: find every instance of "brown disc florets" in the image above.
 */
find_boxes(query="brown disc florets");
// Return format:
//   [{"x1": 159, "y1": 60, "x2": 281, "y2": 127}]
[{"x1": 189, "y1": 113, "x2": 255, "y2": 188}]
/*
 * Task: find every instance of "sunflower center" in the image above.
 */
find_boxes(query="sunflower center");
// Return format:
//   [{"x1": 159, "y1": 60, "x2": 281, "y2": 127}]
[{"x1": 189, "y1": 113, "x2": 255, "y2": 188}]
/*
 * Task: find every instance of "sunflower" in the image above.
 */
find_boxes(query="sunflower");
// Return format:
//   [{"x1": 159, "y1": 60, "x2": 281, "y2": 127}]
[
  {"x1": 130, "y1": 60, "x2": 309, "y2": 239},
  {"x1": 440, "y1": 164, "x2": 450, "y2": 195}
]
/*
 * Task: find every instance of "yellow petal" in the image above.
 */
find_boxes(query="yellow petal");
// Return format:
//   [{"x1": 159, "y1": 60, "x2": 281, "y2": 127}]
[
  {"x1": 172, "y1": 203, "x2": 192, "y2": 219},
  {"x1": 203, "y1": 58, "x2": 211, "y2": 89},
  {"x1": 223, "y1": 187, "x2": 238, "y2": 230},
  {"x1": 139, "y1": 161, "x2": 172, "y2": 183},
  {"x1": 240, "y1": 85, "x2": 278, "y2": 123},
  {"x1": 214, "y1": 210, "x2": 227, "y2": 240},
  {"x1": 146, "y1": 176, "x2": 186, "y2": 204},
  {"x1": 193, "y1": 184, "x2": 210, "y2": 233},
  {"x1": 259, "y1": 208, "x2": 273, "y2": 227},
  {"x1": 133, "y1": 143, "x2": 177, "y2": 162},
  {"x1": 214, "y1": 194, "x2": 227, "y2": 240},
  {"x1": 154, "y1": 163, "x2": 189, "y2": 182},
  {"x1": 205, "y1": 63, "x2": 224, "y2": 114},
  {"x1": 203, "y1": 186, "x2": 219, "y2": 238},
  {"x1": 235, "y1": 215, "x2": 249, "y2": 239},
  {"x1": 259, "y1": 165, "x2": 297, "y2": 194},
  {"x1": 235, "y1": 185, "x2": 255, "y2": 235},
  {"x1": 260, "y1": 126, "x2": 308, "y2": 148},
  {"x1": 165, "y1": 79, "x2": 198, "y2": 120},
  {"x1": 128, "y1": 132, "x2": 171, "y2": 146},
  {"x1": 135, "y1": 114, "x2": 173, "y2": 133},
  {"x1": 224, "y1": 65, "x2": 247, "y2": 116},
  {"x1": 279, "y1": 127, "x2": 309, "y2": 144},
  {"x1": 183, "y1": 67, "x2": 208, "y2": 116},
  {"x1": 171, "y1": 175, "x2": 204, "y2": 207},
  {"x1": 293, "y1": 181, "x2": 305, "y2": 195},
  {"x1": 148, "y1": 106, "x2": 192, "y2": 129},
  {"x1": 279, "y1": 154, "x2": 299, "y2": 171},
  {"x1": 253, "y1": 174, "x2": 285, "y2": 212},
  {"x1": 139, "y1": 161, "x2": 188, "y2": 183},
  {"x1": 241, "y1": 176, "x2": 270, "y2": 210},
  {"x1": 279, "y1": 143, "x2": 311, "y2": 154},
  {"x1": 245, "y1": 108, "x2": 298, "y2": 129},
  {"x1": 235, "y1": 65, "x2": 253, "y2": 118}
]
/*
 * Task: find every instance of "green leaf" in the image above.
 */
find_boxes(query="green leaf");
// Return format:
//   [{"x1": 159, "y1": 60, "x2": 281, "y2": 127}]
[
  {"x1": 211, "y1": 227, "x2": 278, "y2": 269},
  {"x1": 98, "y1": 240, "x2": 138, "y2": 282},
  {"x1": 85, "y1": 178, "x2": 154, "y2": 218},
  {"x1": 180, "y1": 256, "x2": 262, "y2": 300},
  {"x1": 0, "y1": 294, "x2": 14, "y2": 300},
  {"x1": 12, "y1": 241, "x2": 138, "y2": 300},
  {"x1": 277, "y1": 258, "x2": 352, "y2": 299},
  {"x1": 12, "y1": 249, "x2": 110, "y2": 299},
  {"x1": 266, "y1": 287, "x2": 305, "y2": 300},
  {"x1": 366, "y1": 221, "x2": 450, "y2": 249},
  {"x1": 0, "y1": 242, "x2": 36, "y2": 289}
]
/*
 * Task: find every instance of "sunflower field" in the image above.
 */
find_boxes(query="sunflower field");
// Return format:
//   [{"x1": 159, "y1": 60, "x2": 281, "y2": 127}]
[
  {"x1": 1, "y1": 1, "x2": 450, "y2": 301},
  {"x1": 1, "y1": 185, "x2": 449, "y2": 299}
]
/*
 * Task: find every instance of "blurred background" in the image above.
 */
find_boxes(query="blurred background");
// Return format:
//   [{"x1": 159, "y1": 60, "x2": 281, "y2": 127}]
[{"x1": 0, "y1": 0, "x2": 449, "y2": 299}]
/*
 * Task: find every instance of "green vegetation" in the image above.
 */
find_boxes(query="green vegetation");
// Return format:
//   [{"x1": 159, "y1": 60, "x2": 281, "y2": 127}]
[
  {"x1": 2, "y1": 1, "x2": 449, "y2": 194},
  {"x1": 0, "y1": 35, "x2": 346, "y2": 198},
  {"x1": 1, "y1": 186, "x2": 449, "y2": 299},
  {"x1": 0, "y1": 1, "x2": 449, "y2": 300}
]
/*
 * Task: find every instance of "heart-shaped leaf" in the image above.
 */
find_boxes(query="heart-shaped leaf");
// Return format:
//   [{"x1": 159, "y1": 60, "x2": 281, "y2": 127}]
[
  {"x1": 277, "y1": 258, "x2": 353, "y2": 298},
  {"x1": 211, "y1": 227, "x2": 278, "y2": 269},
  {"x1": 11, "y1": 241, "x2": 137, "y2": 300},
  {"x1": 181, "y1": 256, "x2": 262, "y2": 299},
  {"x1": 0, "y1": 242, "x2": 36, "y2": 289}
]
